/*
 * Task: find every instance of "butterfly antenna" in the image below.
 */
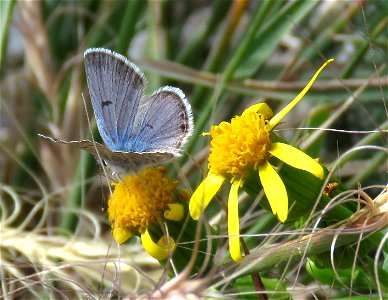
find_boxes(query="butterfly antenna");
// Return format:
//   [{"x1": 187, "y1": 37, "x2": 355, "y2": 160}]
[{"x1": 81, "y1": 92, "x2": 113, "y2": 193}]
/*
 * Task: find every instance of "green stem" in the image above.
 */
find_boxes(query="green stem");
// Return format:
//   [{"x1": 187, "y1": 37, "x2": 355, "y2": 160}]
[
  {"x1": 0, "y1": 0, "x2": 16, "y2": 70},
  {"x1": 115, "y1": 0, "x2": 145, "y2": 55},
  {"x1": 217, "y1": 219, "x2": 385, "y2": 284}
]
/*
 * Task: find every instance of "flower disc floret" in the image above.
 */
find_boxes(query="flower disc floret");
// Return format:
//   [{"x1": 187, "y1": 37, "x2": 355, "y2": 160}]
[
  {"x1": 107, "y1": 168, "x2": 178, "y2": 234},
  {"x1": 208, "y1": 111, "x2": 272, "y2": 178}
]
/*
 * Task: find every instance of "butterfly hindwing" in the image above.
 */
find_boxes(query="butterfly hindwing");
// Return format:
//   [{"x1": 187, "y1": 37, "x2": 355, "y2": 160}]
[{"x1": 132, "y1": 87, "x2": 193, "y2": 154}]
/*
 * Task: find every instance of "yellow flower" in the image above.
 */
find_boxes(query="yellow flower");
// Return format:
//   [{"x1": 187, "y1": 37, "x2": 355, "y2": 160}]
[
  {"x1": 107, "y1": 167, "x2": 184, "y2": 260},
  {"x1": 189, "y1": 59, "x2": 334, "y2": 262}
]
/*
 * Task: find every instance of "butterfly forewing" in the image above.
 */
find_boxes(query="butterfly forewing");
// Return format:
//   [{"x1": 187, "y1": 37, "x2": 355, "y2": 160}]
[
  {"x1": 84, "y1": 48, "x2": 145, "y2": 151},
  {"x1": 132, "y1": 87, "x2": 193, "y2": 154}
]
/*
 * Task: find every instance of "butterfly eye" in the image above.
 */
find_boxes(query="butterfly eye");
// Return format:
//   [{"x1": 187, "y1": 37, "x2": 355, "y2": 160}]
[{"x1": 102, "y1": 160, "x2": 108, "y2": 166}]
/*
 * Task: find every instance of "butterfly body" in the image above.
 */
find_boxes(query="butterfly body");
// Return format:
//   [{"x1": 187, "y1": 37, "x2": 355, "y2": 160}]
[{"x1": 40, "y1": 48, "x2": 193, "y2": 176}]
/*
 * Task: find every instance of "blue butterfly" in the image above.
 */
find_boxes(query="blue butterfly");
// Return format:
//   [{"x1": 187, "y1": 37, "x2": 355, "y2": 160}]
[{"x1": 40, "y1": 48, "x2": 193, "y2": 175}]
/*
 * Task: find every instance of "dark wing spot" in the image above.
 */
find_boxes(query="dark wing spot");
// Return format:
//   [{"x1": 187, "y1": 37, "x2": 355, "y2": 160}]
[
  {"x1": 179, "y1": 111, "x2": 188, "y2": 132},
  {"x1": 101, "y1": 100, "x2": 113, "y2": 107}
]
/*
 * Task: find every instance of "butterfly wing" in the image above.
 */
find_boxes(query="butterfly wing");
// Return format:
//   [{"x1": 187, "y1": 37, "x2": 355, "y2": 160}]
[
  {"x1": 40, "y1": 49, "x2": 192, "y2": 175},
  {"x1": 84, "y1": 48, "x2": 145, "y2": 151},
  {"x1": 38, "y1": 134, "x2": 173, "y2": 173},
  {"x1": 131, "y1": 87, "x2": 193, "y2": 154}
]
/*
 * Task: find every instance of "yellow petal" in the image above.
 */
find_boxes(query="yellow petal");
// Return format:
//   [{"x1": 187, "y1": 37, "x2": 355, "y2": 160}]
[
  {"x1": 228, "y1": 181, "x2": 243, "y2": 262},
  {"x1": 189, "y1": 173, "x2": 225, "y2": 220},
  {"x1": 164, "y1": 203, "x2": 184, "y2": 221},
  {"x1": 269, "y1": 142, "x2": 324, "y2": 179},
  {"x1": 269, "y1": 59, "x2": 334, "y2": 130},
  {"x1": 258, "y1": 161, "x2": 288, "y2": 222},
  {"x1": 141, "y1": 229, "x2": 175, "y2": 261},
  {"x1": 112, "y1": 226, "x2": 132, "y2": 244},
  {"x1": 242, "y1": 103, "x2": 273, "y2": 119}
]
